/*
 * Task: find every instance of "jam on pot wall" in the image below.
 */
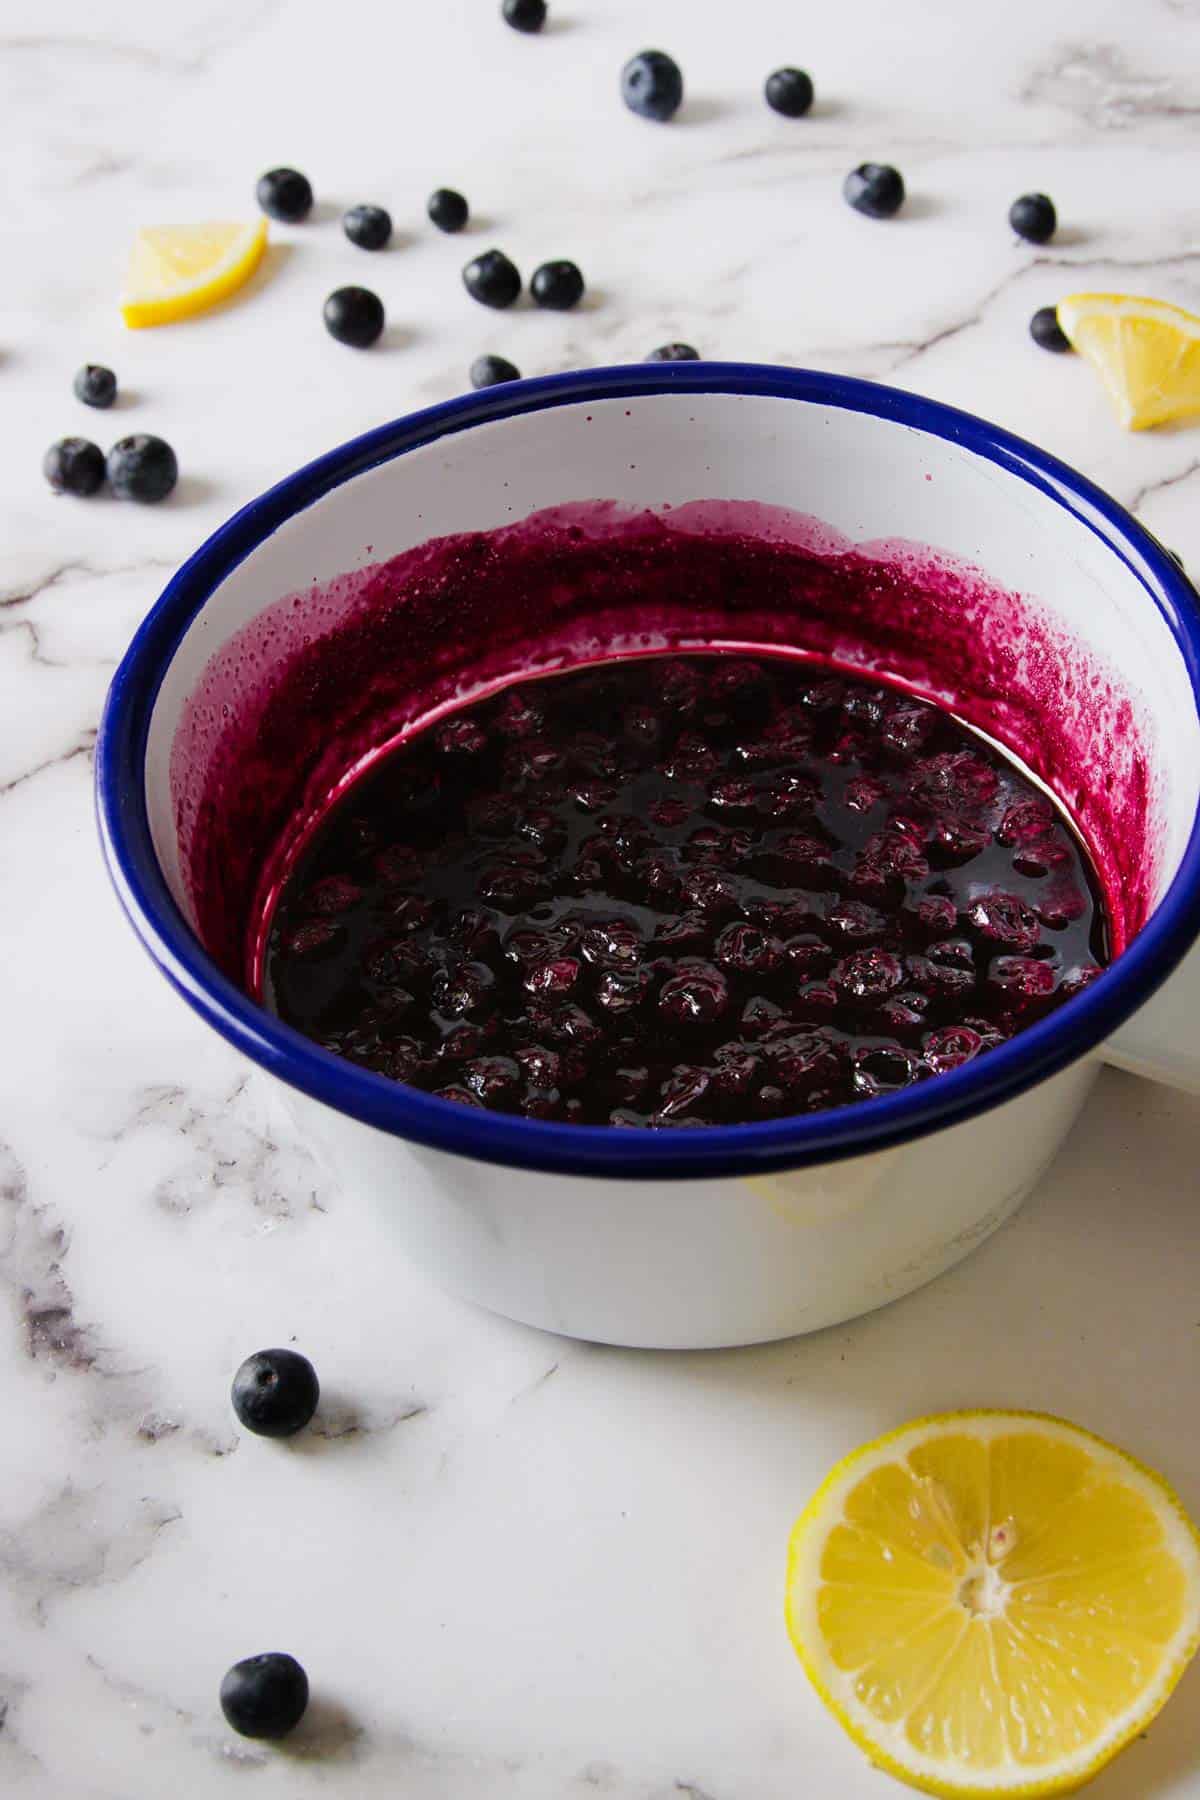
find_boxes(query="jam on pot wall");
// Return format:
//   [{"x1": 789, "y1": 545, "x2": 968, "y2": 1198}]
[{"x1": 169, "y1": 500, "x2": 1158, "y2": 988}]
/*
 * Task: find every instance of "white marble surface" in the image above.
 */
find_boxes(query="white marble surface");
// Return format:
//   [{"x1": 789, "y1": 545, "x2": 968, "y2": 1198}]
[{"x1": 4, "y1": 0, "x2": 1200, "y2": 1793}]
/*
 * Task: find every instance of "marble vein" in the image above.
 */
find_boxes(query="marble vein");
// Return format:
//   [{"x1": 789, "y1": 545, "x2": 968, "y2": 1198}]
[{"x1": 1022, "y1": 41, "x2": 1200, "y2": 129}]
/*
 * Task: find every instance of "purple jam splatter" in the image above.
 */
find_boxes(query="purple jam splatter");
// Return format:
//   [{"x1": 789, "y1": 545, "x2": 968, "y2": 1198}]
[{"x1": 170, "y1": 500, "x2": 1156, "y2": 1004}]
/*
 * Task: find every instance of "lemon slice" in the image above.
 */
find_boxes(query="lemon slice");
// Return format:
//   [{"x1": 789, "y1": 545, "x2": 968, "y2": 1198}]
[
  {"x1": 786, "y1": 1411, "x2": 1200, "y2": 1797},
  {"x1": 120, "y1": 219, "x2": 269, "y2": 328},
  {"x1": 1056, "y1": 293, "x2": 1200, "y2": 430}
]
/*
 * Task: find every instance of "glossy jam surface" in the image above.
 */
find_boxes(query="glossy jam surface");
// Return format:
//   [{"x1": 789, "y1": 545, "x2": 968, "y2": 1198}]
[{"x1": 260, "y1": 654, "x2": 1108, "y2": 1127}]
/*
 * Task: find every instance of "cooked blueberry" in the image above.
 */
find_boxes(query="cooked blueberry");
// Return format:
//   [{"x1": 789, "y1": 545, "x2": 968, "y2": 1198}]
[
  {"x1": 1030, "y1": 306, "x2": 1071, "y2": 352},
  {"x1": 106, "y1": 434, "x2": 177, "y2": 502},
  {"x1": 646, "y1": 342, "x2": 700, "y2": 361},
  {"x1": 342, "y1": 204, "x2": 392, "y2": 250},
  {"x1": 621, "y1": 50, "x2": 684, "y2": 122},
  {"x1": 764, "y1": 67, "x2": 814, "y2": 117},
  {"x1": 463, "y1": 249, "x2": 522, "y2": 309},
  {"x1": 531, "y1": 260, "x2": 584, "y2": 311},
  {"x1": 231, "y1": 1348, "x2": 320, "y2": 1438},
  {"x1": 843, "y1": 162, "x2": 905, "y2": 219},
  {"x1": 219, "y1": 1653, "x2": 309, "y2": 1740},
  {"x1": 1009, "y1": 192, "x2": 1057, "y2": 244},
  {"x1": 658, "y1": 961, "x2": 729, "y2": 1026},
  {"x1": 323, "y1": 286, "x2": 385, "y2": 347},
  {"x1": 255, "y1": 167, "x2": 313, "y2": 223},
  {"x1": 73, "y1": 364, "x2": 117, "y2": 408},
  {"x1": 470, "y1": 353, "x2": 519, "y2": 388},
  {"x1": 263, "y1": 652, "x2": 1107, "y2": 1126},
  {"x1": 43, "y1": 437, "x2": 105, "y2": 496},
  {"x1": 427, "y1": 187, "x2": 469, "y2": 233},
  {"x1": 502, "y1": 0, "x2": 546, "y2": 30}
]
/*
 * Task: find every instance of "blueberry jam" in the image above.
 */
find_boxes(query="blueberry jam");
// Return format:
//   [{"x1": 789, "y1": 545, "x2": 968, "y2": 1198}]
[{"x1": 261, "y1": 653, "x2": 1108, "y2": 1127}]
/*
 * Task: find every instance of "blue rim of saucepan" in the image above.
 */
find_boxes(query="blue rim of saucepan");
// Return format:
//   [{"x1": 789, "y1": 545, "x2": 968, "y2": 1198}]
[{"x1": 95, "y1": 363, "x2": 1200, "y2": 1180}]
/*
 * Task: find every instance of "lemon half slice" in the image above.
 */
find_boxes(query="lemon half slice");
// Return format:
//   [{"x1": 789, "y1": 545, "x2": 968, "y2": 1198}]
[
  {"x1": 1057, "y1": 292, "x2": 1200, "y2": 430},
  {"x1": 786, "y1": 1411, "x2": 1200, "y2": 1797},
  {"x1": 121, "y1": 219, "x2": 269, "y2": 328}
]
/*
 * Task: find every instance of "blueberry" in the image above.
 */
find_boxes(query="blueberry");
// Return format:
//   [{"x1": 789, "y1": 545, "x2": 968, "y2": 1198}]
[
  {"x1": 471, "y1": 354, "x2": 521, "y2": 388},
  {"x1": 531, "y1": 259, "x2": 584, "y2": 310},
  {"x1": 106, "y1": 434, "x2": 177, "y2": 503},
  {"x1": 502, "y1": 0, "x2": 547, "y2": 30},
  {"x1": 323, "y1": 285, "x2": 385, "y2": 347},
  {"x1": 43, "y1": 437, "x2": 105, "y2": 496},
  {"x1": 1009, "y1": 192, "x2": 1056, "y2": 245},
  {"x1": 764, "y1": 67, "x2": 814, "y2": 117},
  {"x1": 219, "y1": 1653, "x2": 309, "y2": 1740},
  {"x1": 73, "y1": 364, "x2": 117, "y2": 409},
  {"x1": 843, "y1": 162, "x2": 905, "y2": 219},
  {"x1": 1030, "y1": 305, "x2": 1071, "y2": 352},
  {"x1": 255, "y1": 167, "x2": 313, "y2": 223},
  {"x1": 646, "y1": 342, "x2": 699, "y2": 361},
  {"x1": 231, "y1": 1348, "x2": 320, "y2": 1437},
  {"x1": 427, "y1": 187, "x2": 469, "y2": 233},
  {"x1": 463, "y1": 249, "x2": 522, "y2": 309},
  {"x1": 621, "y1": 50, "x2": 684, "y2": 122},
  {"x1": 658, "y1": 961, "x2": 729, "y2": 1026},
  {"x1": 342, "y1": 204, "x2": 392, "y2": 251}
]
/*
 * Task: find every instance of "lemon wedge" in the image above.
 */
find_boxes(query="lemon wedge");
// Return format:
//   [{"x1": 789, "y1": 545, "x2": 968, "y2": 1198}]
[
  {"x1": 120, "y1": 219, "x2": 269, "y2": 328},
  {"x1": 786, "y1": 1411, "x2": 1200, "y2": 1797},
  {"x1": 1056, "y1": 293, "x2": 1200, "y2": 430}
]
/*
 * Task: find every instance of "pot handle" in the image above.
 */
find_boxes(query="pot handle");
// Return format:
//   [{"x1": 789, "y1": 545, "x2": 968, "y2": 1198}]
[{"x1": 1103, "y1": 939, "x2": 1200, "y2": 1094}]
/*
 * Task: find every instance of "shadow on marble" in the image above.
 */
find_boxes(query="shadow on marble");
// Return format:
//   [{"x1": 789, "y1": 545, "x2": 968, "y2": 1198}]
[
  {"x1": 283, "y1": 1390, "x2": 429, "y2": 1453},
  {"x1": 899, "y1": 192, "x2": 944, "y2": 223},
  {"x1": 805, "y1": 96, "x2": 845, "y2": 121},
  {"x1": 573, "y1": 285, "x2": 611, "y2": 314},
  {"x1": 680, "y1": 96, "x2": 732, "y2": 127},
  {"x1": 378, "y1": 321, "x2": 419, "y2": 352},
  {"x1": 167, "y1": 473, "x2": 221, "y2": 509},
  {"x1": 277, "y1": 1693, "x2": 366, "y2": 1763},
  {"x1": 1044, "y1": 223, "x2": 1092, "y2": 249}
]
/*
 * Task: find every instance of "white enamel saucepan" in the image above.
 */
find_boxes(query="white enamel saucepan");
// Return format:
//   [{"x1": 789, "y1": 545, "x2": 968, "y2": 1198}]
[{"x1": 96, "y1": 365, "x2": 1200, "y2": 1349}]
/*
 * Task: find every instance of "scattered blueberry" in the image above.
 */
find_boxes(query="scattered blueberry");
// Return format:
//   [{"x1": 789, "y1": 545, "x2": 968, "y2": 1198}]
[
  {"x1": 1009, "y1": 192, "x2": 1057, "y2": 245},
  {"x1": 502, "y1": 0, "x2": 547, "y2": 30},
  {"x1": 231, "y1": 1348, "x2": 320, "y2": 1438},
  {"x1": 1030, "y1": 306, "x2": 1071, "y2": 353},
  {"x1": 463, "y1": 249, "x2": 522, "y2": 309},
  {"x1": 323, "y1": 285, "x2": 385, "y2": 347},
  {"x1": 471, "y1": 354, "x2": 521, "y2": 388},
  {"x1": 73, "y1": 364, "x2": 117, "y2": 409},
  {"x1": 43, "y1": 437, "x2": 105, "y2": 496},
  {"x1": 531, "y1": 259, "x2": 584, "y2": 310},
  {"x1": 621, "y1": 50, "x2": 684, "y2": 122},
  {"x1": 764, "y1": 67, "x2": 814, "y2": 117},
  {"x1": 342, "y1": 204, "x2": 392, "y2": 251},
  {"x1": 427, "y1": 187, "x2": 469, "y2": 233},
  {"x1": 843, "y1": 162, "x2": 905, "y2": 219},
  {"x1": 255, "y1": 167, "x2": 313, "y2": 224},
  {"x1": 646, "y1": 342, "x2": 700, "y2": 361},
  {"x1": 219, "y1": 1653, "x2": 309, "y2": 1741},
  {"x1": 106, "y1": 434, "x2": 178, "y2": 503}
]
